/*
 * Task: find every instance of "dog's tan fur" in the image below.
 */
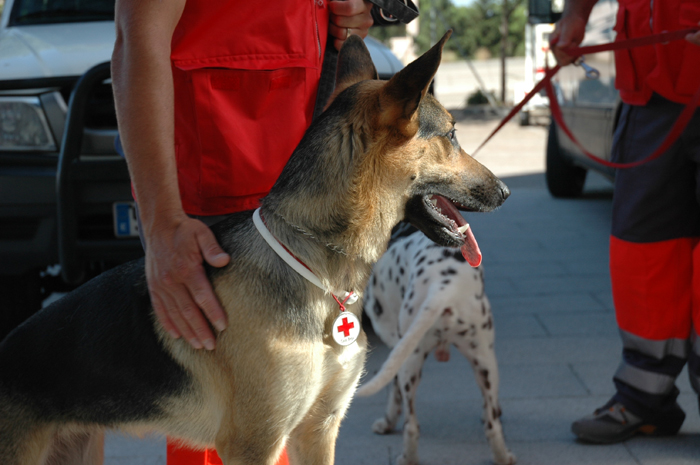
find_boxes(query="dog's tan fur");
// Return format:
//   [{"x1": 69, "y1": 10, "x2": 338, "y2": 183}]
[{"x1": 0, "y1": 32, "x2": 509, "y2": 465}]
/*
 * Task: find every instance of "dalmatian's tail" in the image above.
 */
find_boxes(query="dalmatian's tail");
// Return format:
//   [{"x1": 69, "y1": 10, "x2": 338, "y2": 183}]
[{"x1": 355, "y1": 294, "x2": 447, "y2": 397}]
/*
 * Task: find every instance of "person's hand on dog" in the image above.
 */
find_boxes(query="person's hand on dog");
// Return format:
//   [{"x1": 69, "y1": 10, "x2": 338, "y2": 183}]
[
  {"x1": 145, "y1": 215, "x2": 229, "y2": 351},
  {"x1": 329, "y1": 0, "x2": 373, "y2": 51}
]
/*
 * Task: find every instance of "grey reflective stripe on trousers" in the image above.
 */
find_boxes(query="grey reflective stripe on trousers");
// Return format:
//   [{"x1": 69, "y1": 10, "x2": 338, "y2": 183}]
[
  {"x1": 614, "y1": 362, "x2": 677, "y2": 395},
  {"x1": 691, "y1": 330, "x2": 700, "y2": 393},
  {"x1": 619, "y1": 329, "x2": 689, "y2": 360},
  {"x1": 614, "y1": 330, "x2": 689, "y2": 395}
]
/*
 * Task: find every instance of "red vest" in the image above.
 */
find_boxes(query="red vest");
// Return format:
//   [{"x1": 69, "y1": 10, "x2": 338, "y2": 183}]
[
  {"x1": 170, "y1": 0, "x2": 329, "y2": 215},
  {"x1": 614, "y1": 0, "x2": 700, "y2": 105}
]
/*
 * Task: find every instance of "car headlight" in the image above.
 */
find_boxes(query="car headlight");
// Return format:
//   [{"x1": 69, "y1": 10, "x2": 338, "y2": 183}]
[{"x1": 0, "y1": 96, "x2": 57, "y2": 151}]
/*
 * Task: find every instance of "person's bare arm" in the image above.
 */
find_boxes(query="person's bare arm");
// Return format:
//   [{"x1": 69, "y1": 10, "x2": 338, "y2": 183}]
[
  {"x1": 112, "y1": 0, "x2": 229, "y2": 351},
  {"x1": 550, "y1": 0, "x2": 599, "y2": 65}
]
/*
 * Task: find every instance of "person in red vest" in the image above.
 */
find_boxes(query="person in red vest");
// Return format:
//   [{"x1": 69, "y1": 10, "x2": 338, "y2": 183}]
[
  {"x1": 111, "y1": 0, "x2": 376, "y2": 463},
  {"x1": 552, "y1": 0, "x2": 700, "y2": 445}
]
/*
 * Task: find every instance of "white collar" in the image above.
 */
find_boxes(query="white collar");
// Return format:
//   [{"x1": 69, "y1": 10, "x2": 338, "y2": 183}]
[{"x1": 252, "y1": 209, "x2": 358, "y2": 306}]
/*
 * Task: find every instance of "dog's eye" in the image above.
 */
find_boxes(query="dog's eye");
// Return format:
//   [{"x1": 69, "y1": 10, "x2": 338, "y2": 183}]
[{"x1": 448, "y1": 128, "x2": 457, "y2": 141}]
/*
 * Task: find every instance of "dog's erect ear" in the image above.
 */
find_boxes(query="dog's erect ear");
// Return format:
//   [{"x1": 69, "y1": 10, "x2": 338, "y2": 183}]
[
  {"x1": 327, "y1": 35, "x2": 378, "y2": 107},
  {"x1": 380, "y1": 30, "x2": 452, "y2": 133}
]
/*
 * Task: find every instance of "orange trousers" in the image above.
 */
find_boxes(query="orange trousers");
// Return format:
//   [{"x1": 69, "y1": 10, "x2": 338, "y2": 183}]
[{"x1": 166, "y1": 442, "x2": 289, "y2": 465}]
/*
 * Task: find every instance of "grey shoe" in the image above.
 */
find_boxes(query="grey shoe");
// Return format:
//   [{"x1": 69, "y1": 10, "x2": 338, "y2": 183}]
[{"x1": 572, "y1": 399, "x2": 683, "y2": 444}]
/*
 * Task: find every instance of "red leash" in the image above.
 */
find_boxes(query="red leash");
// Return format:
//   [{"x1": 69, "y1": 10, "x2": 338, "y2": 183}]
[{"x1": 471, "y1": 28, "x2": 700, "y2": 169}]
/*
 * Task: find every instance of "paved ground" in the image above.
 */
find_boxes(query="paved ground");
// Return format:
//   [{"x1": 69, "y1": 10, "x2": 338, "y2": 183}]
[{"x1": 100, "y1": 113, "x2": 700, "y2": 464}]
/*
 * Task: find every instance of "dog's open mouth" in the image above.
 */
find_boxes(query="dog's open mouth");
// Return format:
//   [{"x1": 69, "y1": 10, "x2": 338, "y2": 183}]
[{"x1": 425, "y1": 194, "x2": 482, "y2": 267}]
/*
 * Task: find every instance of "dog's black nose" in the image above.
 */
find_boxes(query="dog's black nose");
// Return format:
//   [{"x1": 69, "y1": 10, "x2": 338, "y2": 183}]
[{"x1": 499, "y1": 181, "x2": 510, "y2": 201}]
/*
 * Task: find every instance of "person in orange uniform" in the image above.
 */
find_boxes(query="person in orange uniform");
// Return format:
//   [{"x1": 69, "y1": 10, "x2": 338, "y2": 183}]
[
  {"x1": 112, "y1": 0, "x2": 376, "y2": 463},
  {"x1": 552, "y1": 0, "x2": 700, "y2": 445}
]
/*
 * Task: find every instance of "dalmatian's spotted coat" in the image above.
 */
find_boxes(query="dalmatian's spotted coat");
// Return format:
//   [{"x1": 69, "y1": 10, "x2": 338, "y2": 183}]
[{"x1": 356, "y1": 231, "x2": 515, "y2": 465}]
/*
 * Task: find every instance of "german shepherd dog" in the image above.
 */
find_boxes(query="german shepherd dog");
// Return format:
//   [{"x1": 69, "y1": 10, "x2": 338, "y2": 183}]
[{"x1": 0, "y1": 32, "x2": 509, "y2": 465}]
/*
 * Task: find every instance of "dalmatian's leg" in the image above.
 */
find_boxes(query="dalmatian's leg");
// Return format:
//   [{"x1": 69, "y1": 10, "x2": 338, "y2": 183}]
[
  {"x1": 454, "y1": 303, "x2": 516, "y2": 465},
  {"x1": 395, "y1": 347, "x2": 429, "y2": 465},
  {"x1": 371, "y1": 376, "x2": 402, "y2": 434}
]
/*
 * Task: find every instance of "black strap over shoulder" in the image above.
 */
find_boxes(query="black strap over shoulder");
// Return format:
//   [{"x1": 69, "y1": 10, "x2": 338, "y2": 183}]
[{"x1": 312, "y1": 0, "x2": 419, "y2": 120}]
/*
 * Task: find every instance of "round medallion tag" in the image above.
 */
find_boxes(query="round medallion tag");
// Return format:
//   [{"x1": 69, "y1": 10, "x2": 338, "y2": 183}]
[{"x1": 332, "y1": 312, "x2": 361, "y2": 346}]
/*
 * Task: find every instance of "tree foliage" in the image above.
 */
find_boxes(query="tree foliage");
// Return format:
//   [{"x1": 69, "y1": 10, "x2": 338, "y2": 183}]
[{"x1": 370, "y1": 0, "x2": 526, "y2": 59}]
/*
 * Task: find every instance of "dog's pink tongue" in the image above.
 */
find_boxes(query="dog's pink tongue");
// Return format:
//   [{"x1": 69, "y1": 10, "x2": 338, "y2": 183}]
[
  {"x1": 460, "y1": 224, "x2": 482, "y2": 268},
  {"x1": 434, "y1": 196, "x2": 482, "y2": 267}
]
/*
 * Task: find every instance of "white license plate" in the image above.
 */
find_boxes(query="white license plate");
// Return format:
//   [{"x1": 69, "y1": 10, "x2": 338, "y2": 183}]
[{"x1": 113, "y1": 202, "x2": 139, "y2": 238}]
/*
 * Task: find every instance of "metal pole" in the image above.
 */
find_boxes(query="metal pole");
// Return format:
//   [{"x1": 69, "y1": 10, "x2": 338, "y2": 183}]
[{"x1": 501, "y1": 0, "x2": 508, "y2": 103}]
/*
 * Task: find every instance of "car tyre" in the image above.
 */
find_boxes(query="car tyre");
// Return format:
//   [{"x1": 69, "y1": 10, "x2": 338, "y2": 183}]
[
  {"x1": 546, "y1": 121, "x2": 587, "y2": 198},
  {"x1": 519, "y1": 110, "x2": 530, "y2": 126}
]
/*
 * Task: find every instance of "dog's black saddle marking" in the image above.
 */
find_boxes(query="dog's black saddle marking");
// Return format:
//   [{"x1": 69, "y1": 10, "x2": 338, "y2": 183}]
[{"x1": 0, "y1": 259, "x2": 190, "y2": 424}]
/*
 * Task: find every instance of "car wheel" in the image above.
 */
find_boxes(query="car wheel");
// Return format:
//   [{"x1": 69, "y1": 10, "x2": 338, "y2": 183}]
[
  {"x1": 0, "y1": 270, "x2": 45, "y2": 341},
  {"x1": 519, "y1": 110, "x2": 530, "y2": 126},
  {"x1": 546, "y1": 121, "x2": 587, "y2": 198}
]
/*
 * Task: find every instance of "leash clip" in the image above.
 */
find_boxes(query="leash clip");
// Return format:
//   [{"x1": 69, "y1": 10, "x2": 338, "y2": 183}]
[
  {"x1": 574, "y1": 56, "x2": 600, "y2": 80},
  {"x1": 379, "y1": 0, "x2": 408, "y2": 22}
]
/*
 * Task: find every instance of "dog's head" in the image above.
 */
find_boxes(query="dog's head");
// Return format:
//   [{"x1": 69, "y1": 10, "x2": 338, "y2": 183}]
[
  {"x1": 267, "y1": 32, "x2": 509, "y2": 267},
  {"x1": 333, "y1": 32, "x2": 509, "y2": 265}
]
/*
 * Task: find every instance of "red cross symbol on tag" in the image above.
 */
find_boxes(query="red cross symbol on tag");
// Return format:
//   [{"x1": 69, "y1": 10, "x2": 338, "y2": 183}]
[{"x1": 332, "y1": 312, "x2": 360, "y2": 346}]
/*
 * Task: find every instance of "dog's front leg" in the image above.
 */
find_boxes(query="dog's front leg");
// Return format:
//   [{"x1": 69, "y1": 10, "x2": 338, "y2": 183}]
[
  {"x1": 286, "y1": 373, "x2": 360, "y2": 465},
  {"x1": 212, "y1": 382, "x2": 296, "y2": 465},
  {"x1": 286, "y1": 409, "x2": 343, "y2": 465},
  {"x1": 214, "y1": 415, "x2": 287, "y2": 465}
]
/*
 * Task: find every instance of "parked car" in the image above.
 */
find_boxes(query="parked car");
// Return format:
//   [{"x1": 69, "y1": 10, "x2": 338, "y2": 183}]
[
  {"x1": 0, "y1": 0, "x2": 404, "y2": 337},
  {"x1": 529, "y1": 0, "x2": 618, "y2": 198}
]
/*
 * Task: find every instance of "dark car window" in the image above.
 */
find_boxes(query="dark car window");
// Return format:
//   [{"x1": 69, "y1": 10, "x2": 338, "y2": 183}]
[{"x1": 10, "y1": 0, "x2": 115, "y2": 26}]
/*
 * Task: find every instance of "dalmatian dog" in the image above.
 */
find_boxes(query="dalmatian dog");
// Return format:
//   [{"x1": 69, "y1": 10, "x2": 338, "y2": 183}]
[{"x1": 356, "y1": 230, "x2": 515, "y2": 465}]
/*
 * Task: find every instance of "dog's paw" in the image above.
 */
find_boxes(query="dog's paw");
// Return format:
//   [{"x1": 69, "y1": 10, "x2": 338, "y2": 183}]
[
  {"x1": 493, "y1": 451, "x2": 516, "y2": 465},
  {"x1": 396, "y1": 454, "x2": 418, "y2": 465},
  {"x1": 371, "y1": 417, "x2": 394, "y2": 434}
]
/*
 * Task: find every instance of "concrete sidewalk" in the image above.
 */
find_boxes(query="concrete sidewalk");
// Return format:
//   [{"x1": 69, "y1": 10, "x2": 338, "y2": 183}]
[{"x1": 104, "y1": 119, "x2": 700, "y2": 464}]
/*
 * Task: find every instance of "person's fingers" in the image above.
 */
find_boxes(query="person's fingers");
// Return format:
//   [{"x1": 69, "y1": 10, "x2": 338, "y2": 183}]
[
  {"x1": 329, "y1": 0, "x2": 373, "y2": 50},
  {"x1": 328, "y1": 0, "x2": 371, "y2": 18},
  {"x1": 192, "y1": 227, "x2": 228, "y2": 332},
  {"x1": 332, "y1": 39, "x2": 342, "y2": 52},
  {"x1": 146, "y1": 252, "x2": 197, "y2": 344},
  {"x1": 155, "y1": 284, "x2": 202, "y2": 348},
  {"x1": 330, "y1": 10, "x2": 373, "y2": 32},
  {"x1": 167, "y1": 283, "x2": 216, "y2": 350},
  {"x1": 198, "y1": 227, "x2": 230, "y2": 269},
  {"x1": 686, "y1": 25, "x2": 700, "y2": 46},
  {"x1": 551, "y1": 20, "x2": 584, "y2": 66},
  {"x1": 329, "y1": 22, "x2": 352, "y2": 42},
  {"x1": 330, "y1": 22, "x2": 372, "y2": 51},
  {"x1": 549, "y1": 26, "x2": 561, "y2": 48},
  {"x1": 151, "y1": 291, "x2": 181, "y2": 339},
  {"x1": 187, "y1": 267, "x2": 228, "y2": 334}
]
